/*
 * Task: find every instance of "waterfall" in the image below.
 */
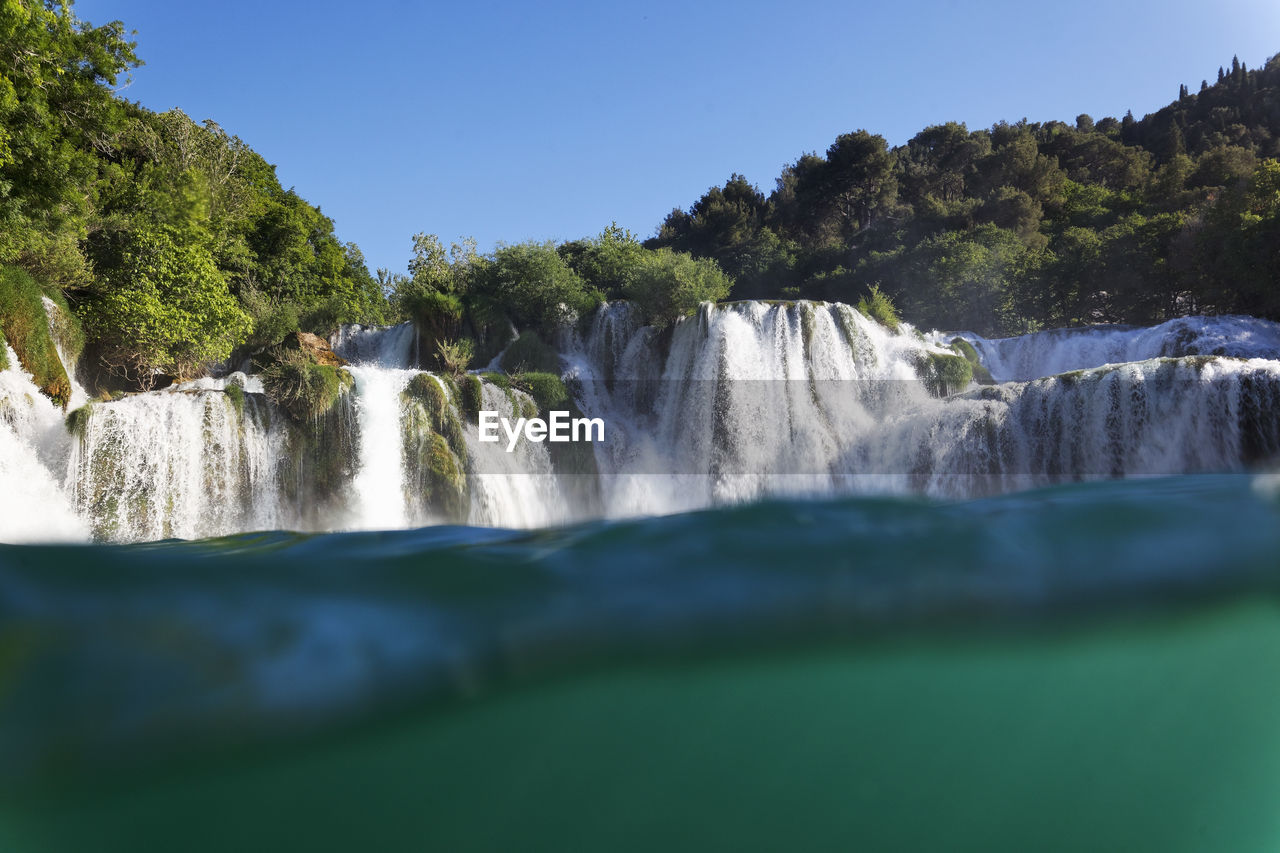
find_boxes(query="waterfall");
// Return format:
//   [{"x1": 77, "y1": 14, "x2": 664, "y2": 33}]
[
  {"x1": 347, "y1": 366, "x2": 416, "y2": 529},
  {"x1": 331, "y1": 322, "x2": 417, "y2": 368},
  {"x1": 463, "y1": 381, "x2": 571, "y2": 529},
  {"x1": 955, "y1": 315, "x2": 1280, "y2": 381},
  {"x1": 67, "y1": 375, "x2": 292, "y2": 541},
  {"x1": 0, "y1": 345, "x2": 87, "y2": 542},
  {"x1": 3, "y1": 301, "x2": 1280, "y2": 544}
]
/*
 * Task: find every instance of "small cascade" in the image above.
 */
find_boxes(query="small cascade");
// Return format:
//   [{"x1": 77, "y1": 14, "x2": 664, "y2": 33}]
[
  {"x1": 463, "y1": 381, "x2": 571, "y2": 529},
  {"x1": 41, "y1": 296, "x2": 89, "y2": 410},
  {"x1": 347, "y1": 366, "x2": 417, "y2": 529},
  {"x1": 331, "y1": 322, "x2": 417, "y2": 368},
  {"x1": 0, "y1": 345, "x2": 87, "y2": 542},
  {"x1": 67, "y1": 376, "x2": 291, "y2": 541},
  {"x1": 956, "y1": 315, "x2": 1280, "y2": 381}
]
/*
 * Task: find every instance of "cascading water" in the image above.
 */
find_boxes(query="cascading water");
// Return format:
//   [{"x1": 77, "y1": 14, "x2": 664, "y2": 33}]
[
  {"x1": 3, "y1": 301, "x2": 1280, "y2": 544},
  {"x1": 346, "y1": 366, "x2": 416, "y2": 530},
  {"x1": 955, "y1": 315, "x2": 1280, "y2": 381},
  {"x1": 67, "y1": 374, "x2": 292, "y2": 541},
  {"x1": 0, "y1": 345, "x2": 87, "y2": 542}
]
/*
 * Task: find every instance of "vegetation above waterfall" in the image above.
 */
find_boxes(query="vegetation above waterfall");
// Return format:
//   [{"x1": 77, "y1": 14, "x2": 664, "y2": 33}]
[
  {"x1": 648, "y1": 55, "x2": 1280, "y2": 336},
  {"x1": 0, "y1": 0, "x2": 385, "y2": 394},
  {"x1": 387, "y1": 229, "x2": 731, "y2": 372}
]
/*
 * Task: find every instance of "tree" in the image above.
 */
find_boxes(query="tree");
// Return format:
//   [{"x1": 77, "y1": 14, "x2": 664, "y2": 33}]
[
  {"x1": 0, "y1": 0, "x2": 139, "y2": 284},
  {"x1": 474, "y1": 241, "x2": 596, "y2": 333},
  {"x1": 807, "y1": 131, "x2": 898, "y2": 241},
  {"x1": 79, "y1": 224, "x2": 250, "y2": 386},
  {"x1": 624, "y1": 248, "x2": 732, "y2": 327}
]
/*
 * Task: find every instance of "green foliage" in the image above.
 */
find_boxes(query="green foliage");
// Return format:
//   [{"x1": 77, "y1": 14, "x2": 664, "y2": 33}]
[
  {"x1": 224, "y1": 381, "x2": 245, "y2": 417},
  {"x1": 856, "y1": 284, "x2": 900, "y2": 332},
  {"x1": 915, "y1": 351, "x2": 974, "y2": 397},
  {"x1": 79, "y1": 224, "x2": 251, "y2": 386},
  {"x1": 499, "y1": 331, "x2": 561, "y2": 373},
  {"x1": 474, "y1": 241, "x2": 598, "y2": 334},
  {"x1": 641, "y1": 57, "x2": 1280, "y2": 332},
  {"x1": 0, "y1": 327, "x2": 7, "y2": 371},
  {"x1": 0, "y1": 266, "x2": 72, "y2": 405},
  {"x1": 558, "y1": 224, "x2": 647, "y2": 293},
  {"x1": 0, "y1": 0, "x2": 138, "y2": 285},
  {"x1": 0, "y1": 6, "x2": 385, "y2": 390},
  {"x1": 457, "y1": 374, "x2": 483, "y2": 422},
  {"x1": 260, "y1": 348, "x2": 352, "y2": 424},
  {"x1": 64, "y1": 402, "x2": 94, "y2": 437},
  {"x1": 514, "y1": 372, "x2": 570, "y2": 413},
  {"x1": 624, "y1": 248, "x2": 733, "y2": 327},
  {"x1": 436, "y1": 338, "x2": 473, "y2": 377},
  {"x1": 949, "y1": 338, "x2": 995, "y2": 384},
  {"x1": 239, "y1": 288, "x2": 301, "y2": 351}
]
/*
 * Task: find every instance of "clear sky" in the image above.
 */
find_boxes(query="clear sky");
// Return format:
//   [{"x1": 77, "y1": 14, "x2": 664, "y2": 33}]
[{"x1": 76, "y1": 0, "x2": 1280, "y2": 276}]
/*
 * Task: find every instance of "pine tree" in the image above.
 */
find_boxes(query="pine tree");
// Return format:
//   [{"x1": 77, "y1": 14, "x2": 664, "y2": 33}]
[{"x1": 1121, "y1": 110, "x2": 1137, "y2": 145}]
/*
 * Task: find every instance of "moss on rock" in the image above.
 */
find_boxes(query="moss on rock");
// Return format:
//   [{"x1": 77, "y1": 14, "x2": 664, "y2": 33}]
[
  {"x1": 401, "y1": 385, "x2": 470, "y2": 523},
  {"x1": 65, "y1": 402, "x2": 94, "y2": 438},
  {"x1": 457, "y1": 374, "x2": 483, "y2": 422},
  {"x1": 402, "y1": 373, "x2": 466, "y2": 452},
  {"x1": 948, "y1": 337, "x2": 995, "y2": 385},
  {"x1": 515, "y1": 372, "x2": 570, "y2": 413},
  {"x1": 915, "y1": 351, "x2": 974, "y2": 397},
  {"x1": 260, "y1": 347, "x2": 354, "y2": 424},
  {"x1": 224, "y1": 381, "x2": 245, "y2": 417},
  {"x1": 0, "y1": 266, "x2": 73, "y2": 407}
]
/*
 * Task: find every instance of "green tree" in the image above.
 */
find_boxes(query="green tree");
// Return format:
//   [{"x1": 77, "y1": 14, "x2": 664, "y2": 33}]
[
  {"x1": 0, "y1": 0, "x2": 139, "y2": 285},
  {"x1": 624, "y1": 248, "x2": 732, "y2": 327},
  {"x1": 79, "y1": 224, "x2": 250, "y2": 386}
]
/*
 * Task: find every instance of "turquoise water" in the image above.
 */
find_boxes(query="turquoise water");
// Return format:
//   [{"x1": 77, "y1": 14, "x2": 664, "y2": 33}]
[{"x1": 3, "y1": 473, "x2": 1280, "y2": 851}]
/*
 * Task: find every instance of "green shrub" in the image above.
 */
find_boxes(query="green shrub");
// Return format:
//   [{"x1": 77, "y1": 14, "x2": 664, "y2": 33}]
[
  {"x1": 499, "y1": 331, "x2": 561, "y2": 373},
  {"x1": 624, "y1": 248, "x2": 732, "y2": 327},
  {"x1": 240, "y1": 288, "x2": 302, "y2": 350},
  {"x1": 260, "y1": 348, "x2": 352, "y2": 423},
  {"x1": 514, "y1": 372, "x2": 570, "y2": 413},
  {"x1": 474, "y1": 242, "x2": 597, "y2": 334},
  {"x1": 79, "y1": 225, "x2": 251, "y2": 386},
  {"x1": 915, "y1": 351, "x2": 973, "y2": 396},
  {"x1": 436, "y1": 338, "x2": 473, "y2": 376},
  {"x1": 857, "y1": 284, "x2": 900, "y2": 333},
  {"x1": 0, "y1": 266, "x2": 73, "y2": 405},
  {"x1": 406, "y1": 288, "x2": 463, "y2": 335},
  {"x1": 0, "y1": 328, "x2": 8, "y2": 372},
  {"x1": 949, "y1": 337, "x2": 995, "y2": 384}
]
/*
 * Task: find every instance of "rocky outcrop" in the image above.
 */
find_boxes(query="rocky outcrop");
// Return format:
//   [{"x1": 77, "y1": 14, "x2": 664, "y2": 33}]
[{"x1": 279, "y1": 331, "x2": 347, "y2": 367}]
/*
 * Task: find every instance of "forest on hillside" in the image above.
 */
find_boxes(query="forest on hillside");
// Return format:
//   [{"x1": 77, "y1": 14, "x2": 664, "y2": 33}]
[
  {"x1": 649, "y1": 55, "x2": 1280, "y2": 336},
  {"x1": 2, "y1": 0, "x2": 1279, "y2": 400}
]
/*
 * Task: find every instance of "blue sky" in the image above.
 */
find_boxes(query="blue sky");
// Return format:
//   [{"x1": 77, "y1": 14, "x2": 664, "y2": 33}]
[{"x1": 77, "y1": 0, "x2": 1280, "y2": 276}]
